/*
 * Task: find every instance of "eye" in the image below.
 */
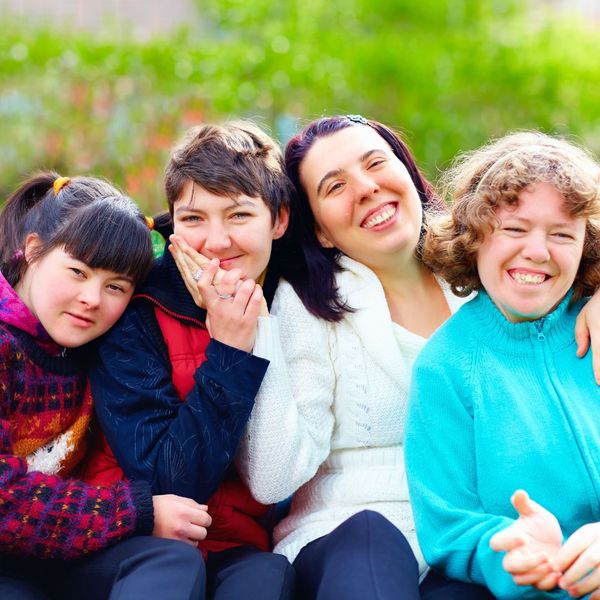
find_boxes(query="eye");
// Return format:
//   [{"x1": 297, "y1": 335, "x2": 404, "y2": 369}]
[
  {"x1": 325, "y1": 181, "x2": 345, "y2": 196},
  {"x1": 551, "y1": 231, "x2": 575, "y2": 240},
  {"x1": 181, "y1": 214, "x2": 202, "y2": 223},
  {"x1": 106, "y1": 282, "x2": 132, "y2": 295},
  {"x1": 502, "y1": 226, "x2": 526, "y2": 234},
  {"x1": 367, "y1": 157, "x2": 386, "y2": 169},
  {"x1": 230, "y1": 212, "x2": 252, "y2": 220},
  {"x1": 70, "y1": 267, "x2": 86, "y2": 278}
]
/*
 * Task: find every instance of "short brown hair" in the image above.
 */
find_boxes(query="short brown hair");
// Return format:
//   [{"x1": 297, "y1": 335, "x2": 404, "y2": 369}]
[
  {"x1": 164, "y1": 121, "x2": 291, "y2": 223},
  {"x1": 424, "y1": 131, "x2": 600, "y2": 299}
]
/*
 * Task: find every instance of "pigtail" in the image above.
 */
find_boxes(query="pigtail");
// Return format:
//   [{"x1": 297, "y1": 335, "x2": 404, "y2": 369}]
[{"x1": 0, "y1": 171, "x2": 59, "y2": 284}]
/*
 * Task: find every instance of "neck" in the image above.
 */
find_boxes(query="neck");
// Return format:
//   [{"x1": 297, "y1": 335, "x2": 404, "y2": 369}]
[
  {"x1": 369, "y1": 254, "x2": 428, "y2": 299},
  {"x1": 368, "y1": 254, "x2": 451, "y2": 336}
]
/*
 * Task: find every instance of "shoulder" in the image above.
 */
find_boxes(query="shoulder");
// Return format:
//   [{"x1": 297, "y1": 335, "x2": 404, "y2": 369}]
[
  {"x1": 0, "y1": 323, "x2": 17, "y2": 365},
  {"x1": 96, "y1": 297, "x2": 164, "y2": 364},
  {"x1": 415, "y1": 299, "x2": 480, "y2": 372},
  {"x1": 272, "y1": 279, "x2": 318, "y2": 320},
  {"x1": 271, "y1": 280, "x2": 332, "y2": 347}
]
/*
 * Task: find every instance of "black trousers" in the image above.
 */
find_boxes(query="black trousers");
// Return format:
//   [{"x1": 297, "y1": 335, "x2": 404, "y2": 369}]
[
  {"x1": 206, "y1": 545, "x2": 295, "y2": 600},
  {"x1": 0, "y1": 536, "x2": 204, "y2": 600},
  {"x1": 293, "y1": 510, "x2": 495, "y2": 600}
]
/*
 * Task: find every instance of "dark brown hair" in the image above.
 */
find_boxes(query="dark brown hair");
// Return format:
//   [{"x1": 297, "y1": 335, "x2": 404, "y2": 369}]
[
  {"x1": 158, "y1": 121, "x2": 292, "y2": 234},
  {"x1": 0, "y1": 171, "x2": 153, "y2": 287}
]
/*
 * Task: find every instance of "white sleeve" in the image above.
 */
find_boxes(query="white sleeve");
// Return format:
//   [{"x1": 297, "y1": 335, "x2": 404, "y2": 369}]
[{"x1": 237, "y1": 281, "x2": 336, "y2": 503}]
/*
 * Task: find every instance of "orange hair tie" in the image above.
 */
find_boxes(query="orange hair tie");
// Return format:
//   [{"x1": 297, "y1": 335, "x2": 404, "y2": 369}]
[
  {"x1": 145, "y1": 216, "x2": 155, "y2": 230},
  {"x1": 53, "y1": 176, "x2": 71, "y2": 195}
]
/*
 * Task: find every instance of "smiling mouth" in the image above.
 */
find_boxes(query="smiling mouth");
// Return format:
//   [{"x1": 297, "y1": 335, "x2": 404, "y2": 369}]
[
  {"x1": 218, "y1": 256, "x2": 242, "y2": 267},
  {"x1": 508, "y1": 270, "x2": 550, "y2": 285},
  {"x1": 66, "y1": 313, "x2": 95, "y2": 326},
  {"x1": 361, "y1": 203, "x2": 397, "y2": 229}
]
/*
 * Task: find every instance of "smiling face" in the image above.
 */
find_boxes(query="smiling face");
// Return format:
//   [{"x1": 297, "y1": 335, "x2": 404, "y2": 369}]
[
  {"x1": 298, "y1": 125, "x2": 424, "y2": 271},
  {"x1": 172, "y1": 179, "x2": 288, "y2": 280},
  {"x1": 476, "y1": 182, "x2": 586, "y2": 323},
  {"x1": 16, "y1": 242, "x2": 134, "y2": 348}
]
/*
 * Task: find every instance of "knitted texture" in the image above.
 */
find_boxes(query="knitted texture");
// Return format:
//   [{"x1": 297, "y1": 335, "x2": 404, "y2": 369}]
[
  {"x1": 238, "y1": 256, "x2": 468, "y2": 571},
  {"x1": 405, "y1": 290, "x2": 596, "y2": 600},
  {"x1": 0, "y1": 271, "x2": 152, "y2": 560}
]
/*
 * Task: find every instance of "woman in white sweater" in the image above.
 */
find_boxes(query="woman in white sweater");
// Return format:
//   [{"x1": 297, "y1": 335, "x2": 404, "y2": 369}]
[{"x1": 236, "y1": 115, "x2": 498, "y2": 599}]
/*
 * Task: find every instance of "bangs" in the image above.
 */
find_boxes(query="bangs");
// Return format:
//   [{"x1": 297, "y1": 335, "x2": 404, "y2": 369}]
[{"x1": 55, "y1": 199, "x2": 153, "y2": 283}]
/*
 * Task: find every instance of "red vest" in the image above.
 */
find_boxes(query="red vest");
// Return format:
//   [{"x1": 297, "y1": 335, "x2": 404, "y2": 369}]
[{"x1": 81, "y1": 306, "x2": 270, "y2": 556}]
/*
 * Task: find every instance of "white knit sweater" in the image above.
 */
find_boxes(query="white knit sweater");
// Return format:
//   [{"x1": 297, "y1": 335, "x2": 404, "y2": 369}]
[{"x1": 237, "y1": 256, "x2": 468, "y2": 573}]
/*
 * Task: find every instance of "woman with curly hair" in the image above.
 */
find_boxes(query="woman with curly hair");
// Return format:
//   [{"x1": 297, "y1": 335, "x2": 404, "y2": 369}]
[{"x1": 406, "y1": 131, "x2": 600, "y2": 599}]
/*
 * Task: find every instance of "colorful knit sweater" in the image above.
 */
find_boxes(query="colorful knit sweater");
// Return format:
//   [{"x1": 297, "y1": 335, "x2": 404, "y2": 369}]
[{"x1": 0, "y1": 271, "x2": 153, "y2": 561}]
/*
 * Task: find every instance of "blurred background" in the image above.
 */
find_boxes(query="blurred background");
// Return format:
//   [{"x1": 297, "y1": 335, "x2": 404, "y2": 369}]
[{"x1": 1, "y1": 0, "x2": 599, "y2": 214}]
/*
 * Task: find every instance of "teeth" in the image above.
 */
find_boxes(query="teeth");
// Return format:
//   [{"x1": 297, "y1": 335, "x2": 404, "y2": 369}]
[
  {"x1": 512, "y1": 272, "x2": 546, "y2": 285},
  {"x1": 364, "y1": 205, "x2": 395, "y2": 229}
]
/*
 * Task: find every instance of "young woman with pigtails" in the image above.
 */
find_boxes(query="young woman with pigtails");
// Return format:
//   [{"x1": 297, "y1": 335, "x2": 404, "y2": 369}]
[{"x1": 0, "y1": 172, "x2": 207, "y2": 599}]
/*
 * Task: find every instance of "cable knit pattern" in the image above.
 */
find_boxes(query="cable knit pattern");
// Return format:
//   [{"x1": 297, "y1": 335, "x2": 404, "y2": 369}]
[
  {"x1": 405, "y1": 290, "x2": 595, "y2": 600},
  {"x1": 0, "y1": 271, "x2": 153, "y2": 560},
  {"x1": 238, "y1": 256, "x2": 468, "y2": 572}
]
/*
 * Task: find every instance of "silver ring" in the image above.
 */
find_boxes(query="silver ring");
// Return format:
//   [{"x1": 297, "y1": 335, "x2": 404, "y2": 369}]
[
  {"x1": 191, "y1": 269, "x2": 203, "y2": 282},
  {"x1": 217, "y1": 292, "x2": 234, "y2": 300}
]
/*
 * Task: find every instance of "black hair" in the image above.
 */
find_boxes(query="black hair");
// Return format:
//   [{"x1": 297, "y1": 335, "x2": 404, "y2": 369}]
[{"x1": 0, "y1": 171, "x2": 153, "y2": 287}]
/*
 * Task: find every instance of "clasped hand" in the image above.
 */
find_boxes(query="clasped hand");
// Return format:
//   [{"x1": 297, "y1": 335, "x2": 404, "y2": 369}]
[
  {"x1": 490, "y1": 490, "x2": 600, "y2": 597},
  {"x1": 169, "y1": 235, "x2": 268, "y2": 352}
]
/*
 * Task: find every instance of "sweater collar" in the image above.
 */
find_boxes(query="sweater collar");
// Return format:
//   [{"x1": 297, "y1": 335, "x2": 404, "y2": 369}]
[
  {"x1": 335, "y1": 256, "x2": 416, "y2": 386},
  {"x1": 472, "y1": 288, "x2": 580, "y2": 350},
  {"x1": 0, "y1": 270, "x2": 56, "y2": 345},
  {"x1": 135, "y1": 243, "x2": 207, "y2": 322}
]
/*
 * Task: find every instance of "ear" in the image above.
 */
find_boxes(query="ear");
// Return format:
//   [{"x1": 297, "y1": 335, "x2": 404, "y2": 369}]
[
  {"x1": 23, "y1": 233, "x2": 43, "y2": 264},
  {"x1": 315, "y1": 225, "x2": 335, "y2": 248},
  {"x1": 272, "y1": 206, "x2": 290, "y2": 240}
]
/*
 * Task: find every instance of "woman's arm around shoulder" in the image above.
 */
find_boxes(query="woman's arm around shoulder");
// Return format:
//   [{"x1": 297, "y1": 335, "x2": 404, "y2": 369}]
[{"x1": 237, "y1": 280, "x2": 336, "y2": 503}]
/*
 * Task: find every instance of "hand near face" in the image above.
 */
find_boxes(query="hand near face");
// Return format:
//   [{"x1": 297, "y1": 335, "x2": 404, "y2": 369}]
[
  {"x1": 575, "y1": 291, "x2": 600, "y2": 385},
  {"x1": 555, "y1": 523, "x2": 600, "y2": 598},
  {"x1": 170, "y1": 234, "x2": 269, "y2": 318},
  {"x1": 195, "y1": 259, "x2": 264, "y2": 352},
  {"x1": 490, "y1": 490, "x2": 563, "y2": 590},
  {"x1": 169, "y1": 234, "x2": 224, "y2": 309}
]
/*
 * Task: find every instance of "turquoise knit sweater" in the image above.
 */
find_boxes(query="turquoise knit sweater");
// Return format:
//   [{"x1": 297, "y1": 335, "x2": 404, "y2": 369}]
[{"x1": 405, "y1": 289, "x2": 598, "y2": 600}]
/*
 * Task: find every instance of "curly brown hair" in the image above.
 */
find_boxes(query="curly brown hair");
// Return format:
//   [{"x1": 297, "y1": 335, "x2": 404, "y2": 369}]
[{"x1": 424, "y1": 131, "x2": 600, "y2": 299}]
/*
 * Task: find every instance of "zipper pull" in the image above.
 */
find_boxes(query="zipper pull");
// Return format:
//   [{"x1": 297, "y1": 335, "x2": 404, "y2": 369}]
[{"x1": 534, "y1": 321, "x2": 545, "y2": 341}]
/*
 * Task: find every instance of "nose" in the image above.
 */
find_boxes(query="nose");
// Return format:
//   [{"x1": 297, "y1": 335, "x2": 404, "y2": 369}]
[
  {"x1": 355, "y1": 172, "x2": 379, "y2": 203},
  {"x1": 521, "y1": 232, "x2": 551, "y2": 263},
  {"x1": 203, "y1": 221, "x2": 232, "y2": 253},
  {"x1": 78, "y1": 281, "x2": 102, "y2": 309}
]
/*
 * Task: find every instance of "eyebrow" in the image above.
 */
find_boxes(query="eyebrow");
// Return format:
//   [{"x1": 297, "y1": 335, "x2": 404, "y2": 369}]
[
  {"x1": 174, "y1": 199, "x2": 259, "y2": 215},
  {"x1": 503, "y1": 215, "x2": 577, "y2": 228},
  {"x1": 316, "y1": 149, "x2": 382, "y2": 196}
]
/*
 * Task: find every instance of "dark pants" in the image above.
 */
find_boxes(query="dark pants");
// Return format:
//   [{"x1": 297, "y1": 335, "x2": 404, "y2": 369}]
[
  {"x1": 293, "y1": 510, "x2": 495, "y2": 600},
  {"x1": 0, "y1": 536, "x2": 205, "y2": 600},
  {"x1": 206, "y1": 545, "x2": 295, "y2": 600}
]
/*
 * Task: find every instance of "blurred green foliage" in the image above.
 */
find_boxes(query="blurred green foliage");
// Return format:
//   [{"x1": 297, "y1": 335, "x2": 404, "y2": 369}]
[{"x1": 1, "y1": 0, "x2": 599, "y2": 213}]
